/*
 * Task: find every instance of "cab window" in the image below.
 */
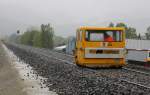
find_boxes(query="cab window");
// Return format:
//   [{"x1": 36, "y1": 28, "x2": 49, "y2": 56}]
[
  {"x1": 85, "y1": 30, "x2": 123, "y2": 42},
  {"x1": 90, "y1": 33, "x2": 104, "y2": 41}
]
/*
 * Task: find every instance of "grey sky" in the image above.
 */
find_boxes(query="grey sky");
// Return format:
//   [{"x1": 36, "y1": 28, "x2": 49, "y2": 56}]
[{"x1": 0, "y1": 0, "x2": 150, "y2": 37}]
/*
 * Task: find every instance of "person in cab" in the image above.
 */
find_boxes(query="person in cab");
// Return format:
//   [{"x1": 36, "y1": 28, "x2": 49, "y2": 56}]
[{"x1": 104, "y1": 32, "x2": 114, "y2": 42}]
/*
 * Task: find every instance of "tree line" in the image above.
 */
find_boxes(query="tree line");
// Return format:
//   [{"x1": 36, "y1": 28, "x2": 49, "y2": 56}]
[
  {"x1": 8, "y1": 23, "x2": 68, "y2": 49},
  {"x1": 146, "y1": 26, "x2": 150, "y2": 40},
  {"x1": 8, "y1": 22, "x2": 150, "y2": 49},
  {"x1": 21, "y1": 24, "x2": 54, "y2": 49},
  {"x1": 108, "y1": 22, "x2": 138, "y2": 39},
  {"x1": 108, "y1": 22, "x2": 150, "y2": 40}
]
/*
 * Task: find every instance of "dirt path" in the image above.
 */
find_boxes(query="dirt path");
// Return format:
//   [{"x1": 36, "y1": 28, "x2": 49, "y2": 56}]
[{"x1": 0, "y1": 42, "x2": 27, "y2": 95}]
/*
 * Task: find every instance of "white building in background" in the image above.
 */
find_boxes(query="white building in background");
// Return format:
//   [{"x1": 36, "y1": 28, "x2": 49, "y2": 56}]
[{"x1": 126, "y1": 39, "x2": 150, "y2": 63}]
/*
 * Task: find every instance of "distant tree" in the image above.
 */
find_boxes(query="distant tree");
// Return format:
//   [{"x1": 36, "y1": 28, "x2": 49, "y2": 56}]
[
  {"x1": 20, "y1": 31, "x2": 31, "y2": 45},
  {"x1": 145, "y1": 26, "x2": 150, "y2": 40},
  {"x1": 138, "y1": 33, "x2": 141, "y2": 40},
  {"x1": 126, "y1": 27, "x2": 137, "y2": 39},
  {"x1": 20, "y1": 29, "x2": 38, "y2": 46},
  {"x1": 116, "y1": 22, "x2": 137, "y2": 39},
  {"x1": 41, "y1": 23, "x2": 54, "y2": 49},
  {"x1": 108, "y1": 22, "x2": 114, "y2": 27},
  {"x1": 116, "y1": 22, "x2": 128, "y2": 29},
  {"x1": 145, "y1": 33, "x2": 149, "y2": 40},
  {"x1": 147, "y1": 26, "x2": 150, "y2": 33},
  {"x1": 33, "y1": 31, "x2": 42, "y2": 47},
  {"x1": 18, "y1": 24, "x2": 54, "y2": 49}
]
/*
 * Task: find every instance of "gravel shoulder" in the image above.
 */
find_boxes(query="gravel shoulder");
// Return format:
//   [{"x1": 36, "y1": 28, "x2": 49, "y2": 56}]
[{"x1": 0, "y1": 42, "x2": 27, "y2": 95}]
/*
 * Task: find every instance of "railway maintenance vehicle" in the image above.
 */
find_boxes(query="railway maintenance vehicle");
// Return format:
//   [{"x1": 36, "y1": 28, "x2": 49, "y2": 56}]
[{"x1": 74, "y1": 27, "x2": 126, "y2": 67}]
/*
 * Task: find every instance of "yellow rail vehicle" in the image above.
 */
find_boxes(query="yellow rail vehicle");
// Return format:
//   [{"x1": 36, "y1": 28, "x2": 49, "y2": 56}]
[{"x1": 74, "y1": 27, "x2": 126, "y2": 68}]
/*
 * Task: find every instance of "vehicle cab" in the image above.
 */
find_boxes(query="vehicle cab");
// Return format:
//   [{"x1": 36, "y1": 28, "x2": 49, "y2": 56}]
[{"x1": 74, "y1": 27, "x2": 126, "y2": 67}]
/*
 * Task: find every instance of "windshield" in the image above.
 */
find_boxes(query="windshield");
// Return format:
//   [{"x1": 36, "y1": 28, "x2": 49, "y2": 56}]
[{"x1": 85, "y1": 30, "x2": 123, "y2": 42}]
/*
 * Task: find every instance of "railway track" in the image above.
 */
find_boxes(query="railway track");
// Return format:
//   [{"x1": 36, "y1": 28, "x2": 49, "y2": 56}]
[
  {"x1": 17, "y1": 44, "x2": 150, "y2": 88},
  {"x1": 12, "y1": 44, "x2": 150, "y2": 83},
  {"x1": 47, "y1": 49, "x2": 150, "y2": 74},
  {"x1": 4, "y1": 43, "x2": 150, "y2": 95},
  {"x1": 35, "y1": 48, "x2": 150, "y2": 90},
  {"x1": 52, "y1": 50, "x2": 150, "y2": 75},
  {"x1": 122, "y1": 67, "x2": 150, "y2": 76}
]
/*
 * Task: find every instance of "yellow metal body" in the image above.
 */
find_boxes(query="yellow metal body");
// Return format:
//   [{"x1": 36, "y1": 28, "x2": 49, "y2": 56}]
[
  {"x1": 74, "y1": 27, "x2": 126, "y2": 68},
  {"x1": 147, "y1": 58, "x2": 150, "y2": 62}
]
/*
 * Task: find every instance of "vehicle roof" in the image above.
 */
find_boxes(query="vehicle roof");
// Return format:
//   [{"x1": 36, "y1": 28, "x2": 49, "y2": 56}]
[{"x1": 78, "y1": 26, "x2": 125, "y2": 31}]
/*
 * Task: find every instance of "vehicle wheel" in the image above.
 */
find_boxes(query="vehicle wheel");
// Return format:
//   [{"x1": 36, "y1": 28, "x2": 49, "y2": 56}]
[
  {"x1": 76, "y1": 63, "x2": 83, "y2": 67},
  {"x1": 117, "y1": 66, "x2": 123, "y2": 69}
]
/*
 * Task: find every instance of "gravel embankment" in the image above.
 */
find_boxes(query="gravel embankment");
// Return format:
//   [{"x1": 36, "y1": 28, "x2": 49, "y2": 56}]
[
  {"x1": 4, "y1": 43, "x2": 150, "y2": 95},
  {"x1": 3, "y1": 44, "x2": 57, "y2": 95}
]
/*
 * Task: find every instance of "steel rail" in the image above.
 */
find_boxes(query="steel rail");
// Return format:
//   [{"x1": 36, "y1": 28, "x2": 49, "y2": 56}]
[
  {"x1": 53, "y1": 51, "x2": 150, "y2": 76},
  {"x1": 34, "y1": 50, "x2": 75, "y2": 65},
  {"x1": 120, "y1": 79, "x2": 150, "y2": 89},
  {"x1": 122, "y1": 67, "x2": 150, "y2": 76},
  {"x1": 52, "y1": 50, "x2": 74, "y2": 57}
]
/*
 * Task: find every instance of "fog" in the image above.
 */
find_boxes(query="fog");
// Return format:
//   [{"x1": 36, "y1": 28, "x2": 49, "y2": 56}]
[{"x1": 0, "y1": 0, "x2": 150, "y2": 37}]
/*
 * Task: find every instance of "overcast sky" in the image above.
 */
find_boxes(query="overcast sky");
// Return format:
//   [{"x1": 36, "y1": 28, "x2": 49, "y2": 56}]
[{"x1": 0, "y1": 0, "x2": 150, "y2": 37}]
